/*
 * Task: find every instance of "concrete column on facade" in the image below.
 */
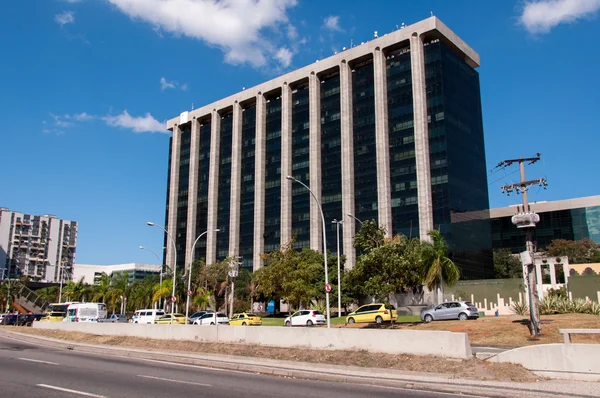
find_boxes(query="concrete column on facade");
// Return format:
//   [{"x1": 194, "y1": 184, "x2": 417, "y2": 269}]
[
  {"x1": 166, "y1": 124, "x2": 182, "y2": 269},
  {"x1": 410, "y1": 33, "x2": 434, "y2": 242},
  {"x1": 340, "y1": 61, "x2": 356, "y2": 269},
  {"x1": 309, "y1": 72, "x2": 323, "y2": 251},
  {"x1": 373, "y1": 47, "x2": 392, "y2": 237},
  {"x1": 535, "y1": 262, "x2": 544, "y2": 298},
  {"x1": 253, "y1": 94, "x2": 267, "y2": 270},
  {"x1": 185, "y1": 118, "x2": 201, "y2": 271},
  {"x1": 280, "y1": 83, "x2": 293, "y2": 246},
  {"x1": 205, "y1": 111, "x2": 221, "y2": 265},
  {"x1": 549, "y1": 262, "x2": 557, "y2": 285},
  {"x1": 228, "y1": 102, "x2": 243, "y2": 258}
]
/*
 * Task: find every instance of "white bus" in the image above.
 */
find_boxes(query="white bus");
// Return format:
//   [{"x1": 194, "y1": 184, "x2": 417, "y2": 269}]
[{"x1": 64, "y1": 303, "x2": 107, "y2": 322}]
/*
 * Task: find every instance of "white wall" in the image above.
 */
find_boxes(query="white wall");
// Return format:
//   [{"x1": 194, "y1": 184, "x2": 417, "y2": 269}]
[
  {"x1": 33, "y1": 322, "x2": 472, "y2": 359},
  {"x1": 489, "y1": 343, "x2": 600, "y2": 381}
]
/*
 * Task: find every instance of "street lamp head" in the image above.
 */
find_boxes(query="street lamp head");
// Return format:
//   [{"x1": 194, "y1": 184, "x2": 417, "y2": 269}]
[
  {"x1": 139, "y1": 245, "x2": 144, "y2": 249},
  {"x1": 214, "y1": 228, "x2": 221, "y2": 232},
  {"x1": 332, "y1": 219, "x2": 337, "y2": 224},
  {"x1": 146, "y1": 221, "x2": 154, "y2": 226},
  {"x1": 285, "y1": 175, "x2": 294, "y2": 181}
]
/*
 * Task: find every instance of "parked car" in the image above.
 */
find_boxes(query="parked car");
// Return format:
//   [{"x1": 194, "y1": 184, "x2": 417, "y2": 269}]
[
  {"x1": 41, "y1": 312, "x2": 65, "y2": 322},
  {"x1": 194, "y1": 312, "x2": 229, "y2": 325},
  {"x1": 346, "y1": 303, "x2": 398, "y2": 324},
  {"x1": 98, "y1": 314, "x2": 128, "y2": 323},
  {"x1": 1, "y1": 314, "x2": 36, "y2": 326},
  {"x1": 420, "y1": 301, "x2": 479, "y2": 322},
  {"x1": 154, "y1": 313, "x2": 187, "y2": 324},
  {"x1": 284, "y1": 310, "x2": 326, "y2": 326},
  {"x1": 189, "y1": 311, "x2": 213, "y2": 324},
  {"x1": 229, "y1": 313, "x2": 262, "y2": 326},
  {"x1": 0, "y1": 313, "x2": 5, "y2": 324},
  {"x1": 132, "y1": 309, "x2": 165, "y2": 324}
]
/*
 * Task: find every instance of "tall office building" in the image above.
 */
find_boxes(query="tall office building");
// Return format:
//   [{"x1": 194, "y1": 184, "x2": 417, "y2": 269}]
[
  {"x1": 0, "y1": 208, "x2": 78, "y2": 282},
  {"x1": 164, "y1": 17, "x2": 492, "y2": 278}
]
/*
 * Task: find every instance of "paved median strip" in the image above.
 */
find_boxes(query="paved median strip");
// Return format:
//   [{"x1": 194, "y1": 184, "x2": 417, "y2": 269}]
[
  {"x1": 18, "y1": 357, "x2": 59, "y2": 366},
  {"x1": 138, "y1": 374, "x2": 212, "y2": 387},
  {"x1": 36, "y1": 384, "x2": 107, "y2": 397}
]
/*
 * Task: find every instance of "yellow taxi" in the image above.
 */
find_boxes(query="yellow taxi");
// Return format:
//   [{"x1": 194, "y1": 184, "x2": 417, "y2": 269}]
[
  {"x1": 154, "y1": 313, "x2": 187, "y2": 324},
  {"x1": 41, "y1": 312, "x2": 66, "y2": 322},
  {"x1": 229, "y1": 313, "x2": 262, "y2": 326},
  {"x1": 346, "y1": 303, "x2": 398, "y2": 324}
]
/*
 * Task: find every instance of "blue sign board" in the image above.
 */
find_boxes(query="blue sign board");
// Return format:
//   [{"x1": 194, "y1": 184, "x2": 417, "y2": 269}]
[{"x1": 267, "y1": 300, "x2": 275, "y2": 314}]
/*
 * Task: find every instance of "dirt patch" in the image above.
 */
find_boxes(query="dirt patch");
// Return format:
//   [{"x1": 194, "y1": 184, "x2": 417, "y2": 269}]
[
  {"x1": 340, "y1": 314, "x2": 600, "y2": 347},
  {"x1": 6, "y1": 327, "x2": 538, "y2": 382}
]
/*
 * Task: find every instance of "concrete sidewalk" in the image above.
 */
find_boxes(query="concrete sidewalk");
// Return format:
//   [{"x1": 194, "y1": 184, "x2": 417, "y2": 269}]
[{"x1": 1, "y1": 330, "x2": 597, "y2": 398}]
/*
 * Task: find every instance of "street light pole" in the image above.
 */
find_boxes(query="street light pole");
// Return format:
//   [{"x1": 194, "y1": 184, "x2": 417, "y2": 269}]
[
  {"x1": 332, "y1": 219, "x2": 343, "y2": 317},
  {"x1": 286, "y1": 176, "x2": 330, "y2": 328},
  {"x1": 147, "y1": 222, "x2": 177, "y2": 325},
  {"x1": 140, "y1": 245, "x2": 164, "y2": 309},
  {"x1": 186, "y1": 229, "x2": 219, "y2": 323},
  {"x1": 346, "y1": 213, "x2": 363, "y2": 225}
]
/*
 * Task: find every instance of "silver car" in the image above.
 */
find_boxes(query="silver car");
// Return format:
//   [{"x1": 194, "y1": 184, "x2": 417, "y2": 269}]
[{"x1": 421, "y1": 301, "x2": 479, "y2": 322}]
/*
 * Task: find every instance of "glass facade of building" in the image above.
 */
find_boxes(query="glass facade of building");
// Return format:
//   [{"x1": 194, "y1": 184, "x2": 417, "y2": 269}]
[
  {"x1": 216, "y1": 112, "x2": 233, "y2": 260},
  {"x1": 422, "y1": 40, "x2": 492, "y2": 279},
  {"x1": 194, "y1": 120, "x2": 211, "y2": 261},
  {"x1": 239, "y1": 105, "x2": 256, "y2": 270},
  {"x1": 386, "y1": 44, "x2": 419, "y2": 238},
  {"x1": 291, "y1": 82, "x2": 311, "y2": 249},
  {"x1": 264, "y1": 95, "x2": 282, "y2": 253},
  {"x1": 175, "y1": 125, "x2": 191, "y2": 269},
  {"x1": 352, "y1": 57, "x2": 378, "y2": 225},
  {"x1": 492, "y1": 205, "x2": 600, "y2": 254},
  {"x1": 320, "y1": 71, "x2": 343, "y2": 253}
]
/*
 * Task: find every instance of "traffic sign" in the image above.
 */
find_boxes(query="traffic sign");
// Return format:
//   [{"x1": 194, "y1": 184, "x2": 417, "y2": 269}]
[
  {"x1": 187, "y1": 289, "x2": 193, "y2": 297},
  {"x1": 171, "y1": 295, "x2": 177, "y2": 303},
  {"x1": 325, "y1": 283, "x2": 332, "y2": 293}
]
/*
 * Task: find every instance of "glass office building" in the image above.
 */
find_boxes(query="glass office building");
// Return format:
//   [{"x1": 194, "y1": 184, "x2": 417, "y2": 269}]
[
  {"x1": 163, "y1": 17, "x2": 493, "y2": 279},
  {"x1": 491, "y1": 196, "x2": 600, "y2": 253}
]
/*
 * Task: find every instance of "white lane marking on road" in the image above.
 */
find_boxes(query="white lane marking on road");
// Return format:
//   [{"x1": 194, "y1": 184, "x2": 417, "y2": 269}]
[
  {"x1": 18, "y1": 357, "x2": 59, "y2": 366},
  {"x1": 138, "y1": 375, "x2": 211, "y2": 387},
  {"x1": 36, "y1": 384, "x2": 107, "y2": 397},
  {"x1": 131, "y1": 356, "x2": 249, "y2": 375}
]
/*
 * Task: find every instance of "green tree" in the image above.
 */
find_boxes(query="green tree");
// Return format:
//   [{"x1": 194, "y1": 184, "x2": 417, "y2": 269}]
[
  {"x1": 346, "y1": 234, "x2": 424, "y2": 301},
  {"x1": 421, "y1": 230, "x2": 460, "y2": 291},
  {"x1": 353, "y1": 220, "x2": 386, "y2": 252},
  {"x1": 545, "y1": 238, "x2": 600, "y2": 264},
  {"x1": 253, "y1": 242, "x2": 325, "y2": 312},
  {"x1": 91, "y1": 273, "x2": 111, "y2": 304},
  {"x1": 62, "y1": 277, "x2": 90, "y2": 302},
  {"x1": 493, "y1": 248, "x2": 523, "y2": 278},
  {"x1": 36, "y1": 286, "x2": 59, "y2": 304}
]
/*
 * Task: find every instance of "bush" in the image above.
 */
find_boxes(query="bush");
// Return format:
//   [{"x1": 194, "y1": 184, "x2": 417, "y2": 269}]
[
  {"x1": 511, "y1": 301, "x2": 529, "y2": 316},
  {"x1": 547, "y1": 286, "x2": 567, "y2": 299},
  {"x1": 538, "y1": 296, "x2": 600, "y2": 316}
]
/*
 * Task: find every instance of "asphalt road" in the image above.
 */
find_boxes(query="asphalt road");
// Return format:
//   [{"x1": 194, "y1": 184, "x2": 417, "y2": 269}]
[{"x1": 0, "y1": 337, "x2": 472, "y2": 398}]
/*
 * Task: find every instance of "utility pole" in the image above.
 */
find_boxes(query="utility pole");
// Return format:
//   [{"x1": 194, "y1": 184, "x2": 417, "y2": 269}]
[
  {"x1": 497, "y1": 154, "x2": 547, "y2": 337},
  {"x1": 228, "y1": 257, "x2": 241, "y2": 318}
]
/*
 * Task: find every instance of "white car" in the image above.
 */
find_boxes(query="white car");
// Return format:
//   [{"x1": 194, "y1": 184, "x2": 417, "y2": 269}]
[
  {"x1": 284, "y1": 310, "x2": 326, "y2": 326},
  {"x1": 189, "y1": 311, "x2": 213, "y2": 324},
  {"x1": 194, "y1": 312, "x2": 229, "y2": 325},
  {"x1": 132, "y1": 309, "x2": 165, "y2": 324}
]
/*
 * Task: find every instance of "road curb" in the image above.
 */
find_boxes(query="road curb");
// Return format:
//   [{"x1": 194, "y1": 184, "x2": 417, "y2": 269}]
[{"x1": 0, "y1": 330, "x2": 594, "y2": 398}]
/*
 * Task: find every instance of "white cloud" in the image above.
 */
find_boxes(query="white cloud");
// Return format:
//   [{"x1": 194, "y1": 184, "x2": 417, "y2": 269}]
[
  {"x1": 520, "y1": 0, "x2": 600, "y2": 33},
  {"x1": 160, "y1": 77, "x2": 176, "y2": 91},
  {"x1": 65, "y1": 0, "x2": 82, "y2": 3},
  {"x1": 160, "y1": 77, "x2": 189, "y2": 91},
  {"x1": 323, "y1": 15, "x2": 342, "y2": 32},
  {"x1": 55, "y1": 11, "x2": 75, "y2": 26},
  {"x1": 103, "y1": 110, "x2": 165, "y2": 133},
  {"x1": 107, "y1": 0, "x2": 298, "y2": 67},
  {"x1": 274, "y1": 47, "x2": 293, "y2": 68},
  {"x1": 73, "y1": 112, "x2": 94, "y2": 121},
  {"x1": 50, "y1": 113, "x2": 73, "y2": 127}
]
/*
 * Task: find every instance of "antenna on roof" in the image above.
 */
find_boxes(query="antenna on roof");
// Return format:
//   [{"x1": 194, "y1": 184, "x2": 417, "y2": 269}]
[
  {"x1": 374, "y1": 30, "x2": 378, "y2": 38},
  {"x1": 191, "y1": 103, "x2": 194, "y2": 110},
  {"x1": 430, "y1": 11, "x2": 434, "y2": 17}
]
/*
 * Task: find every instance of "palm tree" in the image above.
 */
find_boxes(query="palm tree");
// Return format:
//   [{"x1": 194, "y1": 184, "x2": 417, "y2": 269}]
[
  {"x1": 109, "y1": 272, "x2": 130, "y2": 314},
  {"x1": 192, "y1": 287, "x2": 211, "y2": 311},
  {"x1": 422, "y1": 230, "x2": 460, "y2": 303},
  {"x1": 36, "y1": 286, "x2": 59, "y2": 304},
  {"x1": 91, "y1": 273, "x2": 111, "y2": 304},
  {"x1": 62, "y1": 277, "x2": 89, "y2": 302},
  {"x1": 152, "y1": 279, "x2": 173, "y2": 310}
]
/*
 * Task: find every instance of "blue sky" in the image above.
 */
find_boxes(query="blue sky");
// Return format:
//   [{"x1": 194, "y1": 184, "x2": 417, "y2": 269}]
[{"x1": 1, "y1": 0, "x2": 599, "y2": 265}]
